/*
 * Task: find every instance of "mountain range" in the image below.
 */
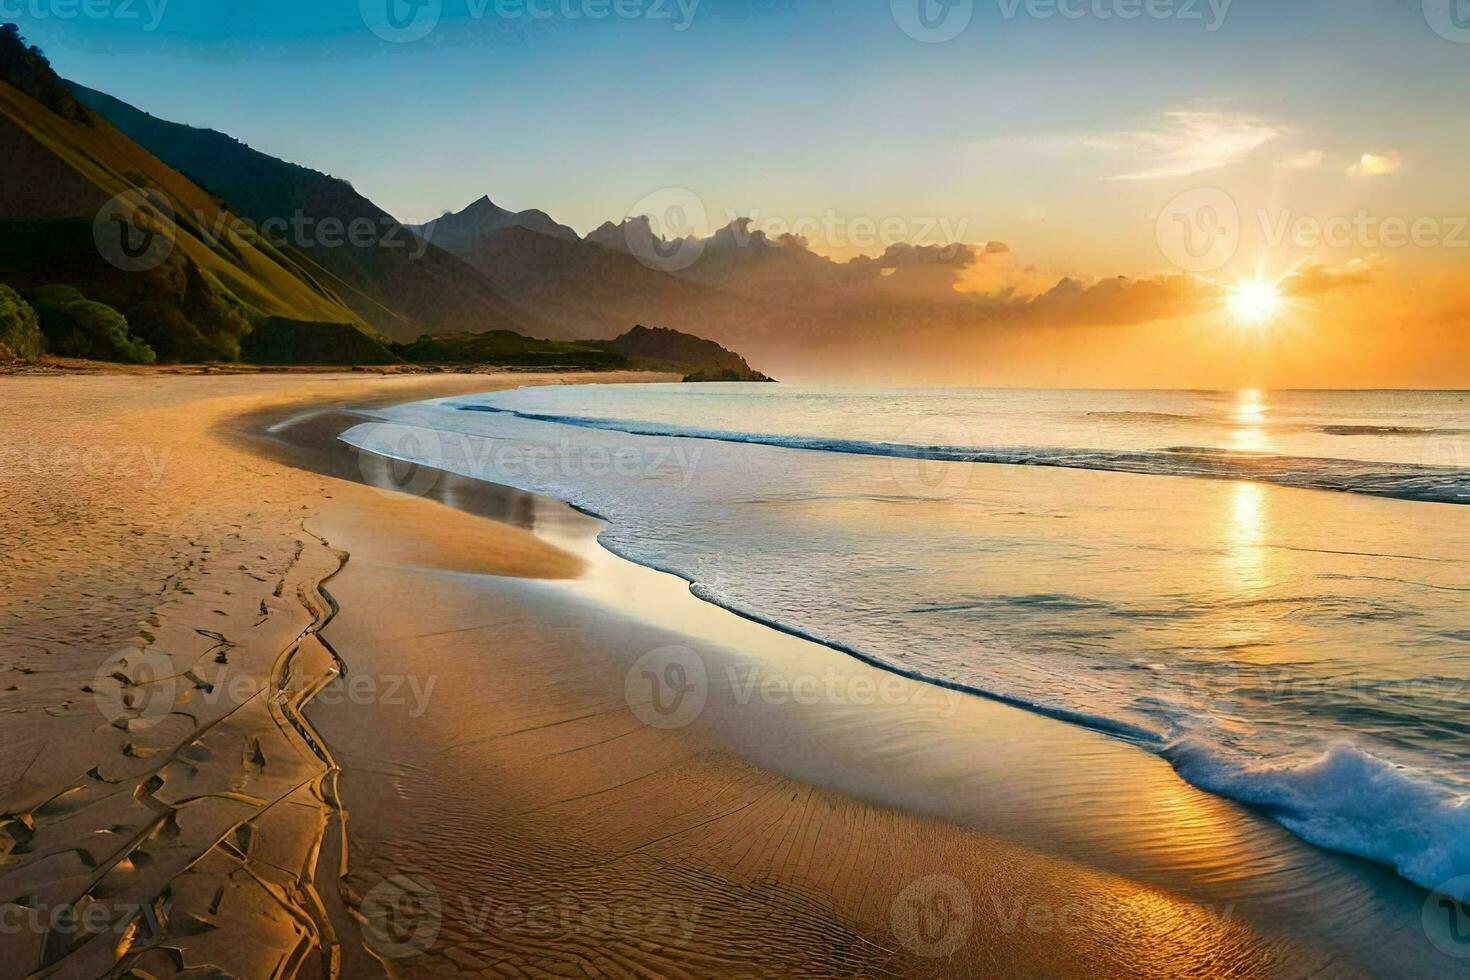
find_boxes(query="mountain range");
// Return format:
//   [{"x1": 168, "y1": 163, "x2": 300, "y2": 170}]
[
  {"x1": 66, "y1": 83, "x2": 535, "y2": 344},
  {"x1": 1, "y1": 22, "x2": 1002, "y2": 376}
]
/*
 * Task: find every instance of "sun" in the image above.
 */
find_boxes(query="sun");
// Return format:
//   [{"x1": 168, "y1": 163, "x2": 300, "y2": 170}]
[{"x1": 1226, "y1": 277, "x2": 1284, "y2": 326}]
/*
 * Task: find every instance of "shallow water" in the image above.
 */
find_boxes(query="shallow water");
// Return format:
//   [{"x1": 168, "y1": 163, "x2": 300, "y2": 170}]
[{"x1": 342, "y1": 384, "x2": 1470, "y2": 899}]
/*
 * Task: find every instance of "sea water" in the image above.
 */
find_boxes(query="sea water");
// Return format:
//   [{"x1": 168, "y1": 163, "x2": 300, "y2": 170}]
[{"x1": 342, "y1": 384, "x2": 1470, "y2": 897}]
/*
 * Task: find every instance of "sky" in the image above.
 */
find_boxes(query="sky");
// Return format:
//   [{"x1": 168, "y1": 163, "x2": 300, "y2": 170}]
[{"x1": 9, "y1": 0, "x2": 1470, "y2": 386}]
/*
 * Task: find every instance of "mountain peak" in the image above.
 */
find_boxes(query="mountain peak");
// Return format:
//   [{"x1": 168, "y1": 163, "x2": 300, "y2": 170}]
[
  {"x1": 418, "y1": 195, "x2": 580, "y2": 245},
  {"x1": 463, "y1": 194, "x2": 506, "y2": 215}
]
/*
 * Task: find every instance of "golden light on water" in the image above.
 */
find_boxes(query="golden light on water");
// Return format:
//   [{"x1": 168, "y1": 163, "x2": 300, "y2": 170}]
[
  {"x1": 1224, "y1": 481, "x2": 1269, "y2": 593},
  {"x1": 1225, "y1": 277, "x2": 1284, "y2": 326},
  {"x1": 1231, "y1": 389, "x2": 1268, "y2": 452}
]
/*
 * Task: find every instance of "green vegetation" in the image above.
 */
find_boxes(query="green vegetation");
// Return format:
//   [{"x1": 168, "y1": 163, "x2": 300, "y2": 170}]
[
  {"x1": 683, "y1": 367, "x2": 777, "y2": 383},
  {"x1": 241, "y1": 318, "x2": 399, "y2": 366},
  {"x1": 29, "y1": 285, "x2": 156, "y2": 364},
  {"x1": 390, "y1": 332, "x2": 628, "y2": 369},
  {"x1": 388, "y1": 326, "x2": 775, "y2": 380},
  {"x1": 0, "y1": 283, "x2": 45, "y2": 359},
  {"x1": 593, "y1": 325, "x2": 774, "y2": 381},
  {"x1": 0, "y1": 220, "x2": 253, "y2": 362},
  {"x1": 0, "y1": 23, "x2": 89, "y2": 123}
]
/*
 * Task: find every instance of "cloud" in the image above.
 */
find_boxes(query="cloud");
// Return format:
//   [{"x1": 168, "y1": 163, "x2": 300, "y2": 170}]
[
  {"x1": 1347, "y1": 152, "x2": 1402, "y2": 177},
  {"x1": 851, "y1": 242, "x2": 976, "y2": 269},
  {"x1": 1279, "y1": 257, "x2": 1382, "y2": 297},
  {"x1": 1083, "y1": 109, "x2": 1281, "y2": 181},
  {"x1": 1276, "y1": 149, "x2": 1325, "y2": 171},
  {"x1": 1019, "y1": 273, "x2": 1217, "y2": 326}
]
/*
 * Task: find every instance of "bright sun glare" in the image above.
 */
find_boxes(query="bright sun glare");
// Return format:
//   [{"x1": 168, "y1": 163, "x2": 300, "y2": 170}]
[{"x1": 1226, "y1": 278, "x2": 1285, "y2": 326}]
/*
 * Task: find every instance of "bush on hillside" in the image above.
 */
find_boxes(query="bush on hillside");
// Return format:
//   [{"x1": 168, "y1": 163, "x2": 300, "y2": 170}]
[
  {"x1": 0, "y1": 283, "x2": 45, "y2": 359},
  {"x1": 127, "y1": 301, "x2": 229, "y2": 362},
  {"x1": 30, "y1": 285, "x2": 156, "y2": 364},
  {"x1": 0, "y1": 220, "x2": 245, "y2": 361},
  {"x1": 239, "y1": 317, "x2": 399, "y2": 365}
]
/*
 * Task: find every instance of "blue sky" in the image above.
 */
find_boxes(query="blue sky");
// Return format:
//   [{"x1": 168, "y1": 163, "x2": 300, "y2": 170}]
[{"x1": 11, "y1": 0, "x2": 1470, "y2": 275}]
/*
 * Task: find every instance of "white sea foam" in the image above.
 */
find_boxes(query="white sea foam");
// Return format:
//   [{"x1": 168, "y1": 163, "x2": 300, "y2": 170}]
[{"x1": 1167, "y1": 740, "x2": 1470, "y2": 895}]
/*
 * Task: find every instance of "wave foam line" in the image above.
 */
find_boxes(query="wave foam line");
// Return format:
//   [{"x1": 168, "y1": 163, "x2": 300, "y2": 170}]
[
  {"x1": 453, "y1": 404, "x2": 1470, "y2": 505},
  {"x1": 1167, "y1": 740, "x2": 1470, "y2": 896}
]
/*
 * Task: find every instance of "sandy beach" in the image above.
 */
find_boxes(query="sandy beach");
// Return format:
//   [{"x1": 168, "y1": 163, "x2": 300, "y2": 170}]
[{"x1": 0, "y1": 374, "x2": 1459, "y2": 978}]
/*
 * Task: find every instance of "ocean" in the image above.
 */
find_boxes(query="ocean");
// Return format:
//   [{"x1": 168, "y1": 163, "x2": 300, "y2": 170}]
[{"x1": 341, "y1": 384, "x2": 1470, "y2": 898}]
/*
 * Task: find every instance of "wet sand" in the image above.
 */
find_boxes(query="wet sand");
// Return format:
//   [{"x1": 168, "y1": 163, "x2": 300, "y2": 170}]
[{"x1": 1, "y1": 373, "x2": 1460, "y2": 977}]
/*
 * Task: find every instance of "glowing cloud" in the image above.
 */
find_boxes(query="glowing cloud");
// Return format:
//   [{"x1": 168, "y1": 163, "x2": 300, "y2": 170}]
[
  {"x1": 1276, "y1": 150, "x2": 1325, "y2": 171},
  {"x1": 1347, "y1": 152, "x2": 1403, "y2": 177},
  {"x1": 1085, "y1": 109, "x2": 1281, "y2": 181}
]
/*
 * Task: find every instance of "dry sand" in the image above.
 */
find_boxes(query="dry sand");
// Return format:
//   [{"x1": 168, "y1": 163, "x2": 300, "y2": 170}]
[
  {"x1": 0, "y1": 371, "x2": 657, "y2": 978},
  {"x1": 0, "y1": 373, "x2": 1455, "y2": 978}
]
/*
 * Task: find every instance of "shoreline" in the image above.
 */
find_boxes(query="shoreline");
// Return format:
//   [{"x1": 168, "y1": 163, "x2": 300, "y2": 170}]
[{"x1": 274, "y1": 388, "x2": 1453, "y2": 975}]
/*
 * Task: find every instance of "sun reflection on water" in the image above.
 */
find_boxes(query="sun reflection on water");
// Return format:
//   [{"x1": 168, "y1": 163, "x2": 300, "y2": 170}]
[
  {"x1": 1231, "y1": 389, "x2": 1268, "y2": 452},
  {"x1": 1223, "y1": 481, "x2": 1269, "y2": 593}
]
